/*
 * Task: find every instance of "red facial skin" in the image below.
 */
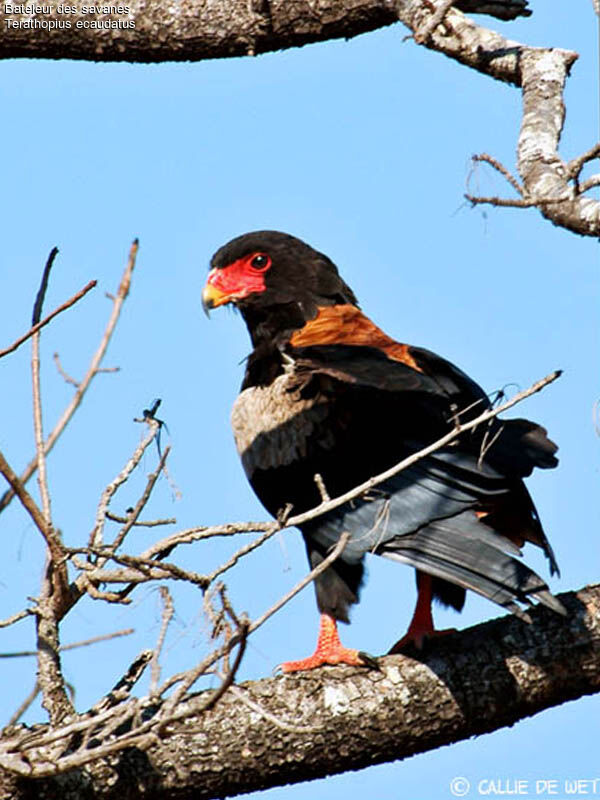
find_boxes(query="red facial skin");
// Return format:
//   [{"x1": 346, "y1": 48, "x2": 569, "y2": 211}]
[{"x1": 206, "y1": 252, "x2": 271, "y2": 305}]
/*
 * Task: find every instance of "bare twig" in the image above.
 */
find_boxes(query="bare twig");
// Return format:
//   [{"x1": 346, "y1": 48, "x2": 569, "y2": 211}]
[
  {"x1": 314, "y1": 473, "x2": 331, "y2": 503},
  {"x1": 33, "y1": 260, "x2": 77, "y2": 732},
  {"x1": 0, "y1": 449, "x2": 57, "y2": 549},
  {"x1": 140, "y1": 522, "x2": 275, "y2": 560},
  {"x1": 52, "y1": 353, "x2": 79, "y2": 387},
  {"x1": 92, "y1": 650, "x2": 153, "y2": 714},
  {"x1": 81, "y1": 581, "x2": 132, "y2": 605},
  {"x1": 90, "y1": 417, "x2": 161, "y2": 550},
  {"x1": 0, "y1": 608, "x2": 36, "y2": 629},
  {"x1": 150, "y1": 587, "x2": 174, "y2": 697},
  {"x1": 465, "y1": 194, "x2": 552, "y2": 209},
  {"x1": 189, "y1": 621, "x2": 249, "y2": 717},
  {"x1": 158, "y1": 618, "x2": 250, "y2": 725},
  {"x1": 0, "y1": 240, "x2": 139, "y2": 515},
  {"x1": 567, "y1": 143, "x2": 600, "y2": 180},
  {"x1": 216, "y1": 583, "x2": 241, "y2": 629},
  {"x1": 246, "y1": 532, "x2": 351, "y2": 638},
  {"x1": 579, "y1": 175, "x2": 600, "y2": 194},
  {"x1": 68, "y1": 548, "x2": 210, "y2": 590},
  {"x1": 108, "y1": 445, "x2": 171, "y2": 553},
  {"x1": 226, "y1": 684, "x2": 317, "y2": 734},
  {"x1": 53, "y1": 353, "x2": 120, "y2": 386},
  {"x1": 31, "y1": 248, "x2": 59, "y2": 528},
  {"x1": 106, "y1": 511, "x2": 176, "y2": 527},
  {"x1": 414, "y1": 0, "x2": 454, "y2": 44},
  {"x1": 0, "y1": 628, "x2": 134, "y2": 658},
  {"x1": 0, "y1": 280, "x2": 97, "y2": 361},
  {"x1": 6, "y1": 681, "x2": 40, "y2": 728},
  {"x1": 204, "y1": 525, "x2": 285, "y2": 585},
  {"x1": 471, "y1": 152, "x2": 524, "y2": 196}
]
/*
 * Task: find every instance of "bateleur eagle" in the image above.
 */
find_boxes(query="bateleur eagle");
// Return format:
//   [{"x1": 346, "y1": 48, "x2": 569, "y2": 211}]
[{"x1": 202, "y1": 230, "x2": 564, "y2": 672}]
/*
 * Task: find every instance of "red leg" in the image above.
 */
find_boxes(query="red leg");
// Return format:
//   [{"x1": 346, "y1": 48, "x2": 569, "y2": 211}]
[
  {"x1": 388, "y1": 572, "x2": 456, "y2": 653},
  {"x1": 281, "y1": 613, "x2": 368, "y2": 673}
]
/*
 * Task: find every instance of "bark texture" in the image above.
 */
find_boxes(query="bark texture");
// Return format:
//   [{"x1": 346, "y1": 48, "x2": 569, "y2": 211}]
[
  {"x1": 0, "y1": 0, "x2": 527, "y2": 64},
  {"x1": 1, "y1": 583, "x2": 598, "y2": 800}
]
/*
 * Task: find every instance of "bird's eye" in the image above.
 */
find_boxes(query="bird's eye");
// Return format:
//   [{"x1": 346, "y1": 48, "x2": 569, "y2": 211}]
[{"x1": 250, "y1": 253, "x2": 271, "y2": 271}]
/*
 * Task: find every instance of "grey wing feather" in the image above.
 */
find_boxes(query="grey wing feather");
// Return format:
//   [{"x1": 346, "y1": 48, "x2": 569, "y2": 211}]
[
  {"x1": 302, "y1": 449, "x2": 565, "y2": 618},
  {"x1": 378, "y1": 519, "x2": 566, "y2": 618}
]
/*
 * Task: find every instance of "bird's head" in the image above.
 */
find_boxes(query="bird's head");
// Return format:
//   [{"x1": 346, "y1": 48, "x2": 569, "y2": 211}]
[{"x1": 202, "y1": 231, "x2": 358, "y2": 331}]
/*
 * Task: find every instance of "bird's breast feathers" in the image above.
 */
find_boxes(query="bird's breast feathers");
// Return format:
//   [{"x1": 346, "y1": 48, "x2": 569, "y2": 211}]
[{"x1": 231, "y1": 371, "x2": 332, "y2": 475}]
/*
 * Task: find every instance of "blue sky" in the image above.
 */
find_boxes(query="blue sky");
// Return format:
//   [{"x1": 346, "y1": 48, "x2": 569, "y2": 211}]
[{"x1": 0, "y1": 2, "x2": 598, "y2": 797}]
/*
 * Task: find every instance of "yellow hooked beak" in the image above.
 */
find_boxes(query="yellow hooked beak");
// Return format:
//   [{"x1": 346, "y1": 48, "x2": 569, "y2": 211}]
[{"x1": 202, "y1": 280, "x2": 232, "y2": 316}]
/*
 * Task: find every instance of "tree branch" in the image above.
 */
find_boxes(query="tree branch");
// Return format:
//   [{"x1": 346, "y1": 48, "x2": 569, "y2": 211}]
[
  {"x1": 0, "y1": 280, "x2": 97, "y2": 361},
  {"x1": 3, "y1": 2, "x2": 594, "y2": 236},
  {"x1": 1, "y1": 584, "x2": 597, "y2": 798},
  {"x1": 0, "y1": 0, "x2": 530, "y2": 63},
  {"x1": 0, "y1": 240, "x2": 139, "y2": 516}
]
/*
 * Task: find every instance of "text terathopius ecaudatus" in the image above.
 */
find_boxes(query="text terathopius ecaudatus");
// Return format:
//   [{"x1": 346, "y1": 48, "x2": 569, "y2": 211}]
[{"x1": 202, "y1": 230, "x2": 564, "y2": 672}]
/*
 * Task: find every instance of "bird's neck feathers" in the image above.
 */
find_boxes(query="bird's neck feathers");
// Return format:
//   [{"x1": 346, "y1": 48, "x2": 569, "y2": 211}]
[
  {"x1": 239, "y1": 299, "x2": 321, "y2": 390},
  {"x1": 240, "y1": 302, "x2": 421, "y2": 390}
]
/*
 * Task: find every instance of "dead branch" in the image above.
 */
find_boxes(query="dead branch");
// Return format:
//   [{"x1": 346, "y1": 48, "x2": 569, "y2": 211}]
[
  {"x1": 5, "y1": 682, "x2": 40, "y2": 729},
  {"x1": 567, "y1": 142, "x2": 600, "y2": 180},
  {"x1": 31, "y1": 249, "x2": 57, "y2": 528},
  {"x1": 90, "y1": 418, "x2": 162, "y2": 551},
  {"x1": 68, "y1": 548, "x2": 210, "y2": 590},
  {"x1": 0, "y1": 449, "x2": 60, "y2": 556},
  {"x1": 0, "y1": 629, "x2": 134, "y2": 658},
  {"x1": 92, "y1": 650, "x2": 153, "y2": 714},
  {"x1": 52, "y1": 352, "x2": 79, "y2": 387},
  {"x1": 244, "y1": 532, "x2": 351, "y2": 639},
  {"x1": 150, "y1": 587, "x2": 174, "y2": 697},
  {"x1": 465, "y1": 194, "x2": 540, "y2": 208},
  {"x1": 105, "y1": 511, "x2": 176, "y2": 527},
  {"x1": 0, "y1": 240, "x2": 139, "y2": 516},
  {"x1": 0, "y1": 279, "x2": 96, "y2": 360},
  {"x1": 108, "y1": 446, "x2": 172, "y2": 553},
  {"x1": 0, "y1": 609, "x2": 35, "y2": 630},
  {"x1": 579, "y1": 175, "x2": 600, "y2": 194},
  {"x1": 313, "y1": 473, "x2": 331, "y2": 502}
]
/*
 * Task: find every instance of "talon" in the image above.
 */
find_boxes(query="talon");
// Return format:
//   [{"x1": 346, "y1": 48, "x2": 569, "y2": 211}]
[
  {"x1": 357, "y1": 650, "x2": 381, "y2": 670},
  {"x1": 388, "y1": 572, "x2": 456, "y2": 653},
  {"x1": 388, "y1": 626, "x2": 457, "y2": 654},
  {"x1": 280, "y1": 614, "x2": 372, "y2": 673}
]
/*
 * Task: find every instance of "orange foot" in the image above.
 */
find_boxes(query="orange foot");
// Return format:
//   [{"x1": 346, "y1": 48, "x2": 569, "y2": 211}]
[
  {"x1": 280, "y1": 613, "x2": 377, "y2": 673},
  {"x1": 388, "y1": 571, "x2": 457, "y2": 653}
]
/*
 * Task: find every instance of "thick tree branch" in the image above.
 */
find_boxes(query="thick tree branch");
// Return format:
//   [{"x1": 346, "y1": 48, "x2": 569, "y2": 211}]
[
  {"x1": 0, "y1": 0, "x2": 530, "y2": 63},
  {"x1": 1, "y1": 584, "x2": 597, "y2": 799},
  {"x1": 2, "y1": 2, "x2": 596, "y2": 236}
]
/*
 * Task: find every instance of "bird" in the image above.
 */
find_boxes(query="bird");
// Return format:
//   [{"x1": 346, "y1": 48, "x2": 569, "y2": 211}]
[{"x1": 202, "y1": 230, "x2": 564, "y2": 672}]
